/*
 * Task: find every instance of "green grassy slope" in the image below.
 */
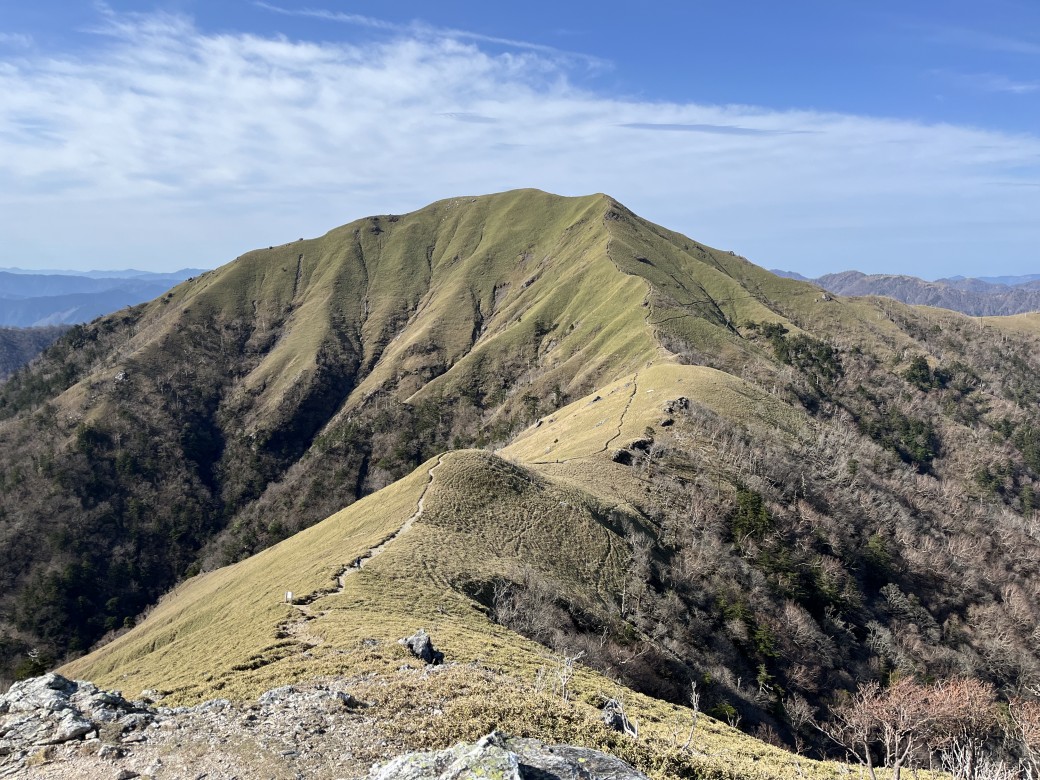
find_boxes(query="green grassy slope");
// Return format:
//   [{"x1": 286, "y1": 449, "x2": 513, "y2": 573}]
[
  {"x1": 506, "y1": 363, "x2": 802, "y2": 465},
  {"x1": 0, "y1": 190, "x2": 676, "y2": 678},
  {"x1": 8, "y1": 188, "x2": 1040, "y2": 778},
  {"x1": 63, "y1": 443, "x2": 851, "y2": 780},
  {"x1": 62, "y1": 450, "x2": 612, "y2": 690},
  {"x1": 981, "y1": 311, "x2": 1040, "y2": 334},
  {"x1": 72, "y1": 348, "x2": 1020, "y2": 777}
]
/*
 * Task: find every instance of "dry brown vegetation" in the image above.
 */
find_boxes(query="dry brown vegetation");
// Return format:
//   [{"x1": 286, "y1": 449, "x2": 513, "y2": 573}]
[{"x1": 4, "y1": 190, "x2": 1040, "y2": 777}]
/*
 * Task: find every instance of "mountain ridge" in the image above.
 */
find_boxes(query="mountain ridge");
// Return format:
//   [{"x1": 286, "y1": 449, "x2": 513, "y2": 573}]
[
  {"x1": 6, "y1": 189, "x2": 1040, "y2": 777},
  {"x1": 0, "y1": 267, "x2": 204, "y2": 278},
  {"x1": 772, "y1": 268, "x2": 1040, "y2": 315},
  {"x1": 0, "y1": 268, "x2": 200, "y2": 327}
]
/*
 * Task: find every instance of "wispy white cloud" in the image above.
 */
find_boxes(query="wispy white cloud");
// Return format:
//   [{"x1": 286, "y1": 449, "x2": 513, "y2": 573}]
[
  {"x1": 0, "y1": 32, "x2": 33, "y2": 48},
  {"x1": 253, "y1": 2, "x2": 397, "y2": 32},
  {"x1": 254, "y1": 2, "x2": 609, "y2": 71},
  {"x1": 929, "y1": 27, "x2": 1040, "y2": 56},
  {"x1": 0, "y1": 9, "x2": 1037, "y2": 276},
  {"x1": 619, "y1": 123, "x2": 813, "y2": 136},
  {"x1": 975, "y1": 75, "x2": 1039, "y2": 94},
  {"x1": 935, "y1": 69, "x2": 1040, "y2": 94},
  {"x1": 442, "y1": 112, "x2": 500, "y2": 124}
]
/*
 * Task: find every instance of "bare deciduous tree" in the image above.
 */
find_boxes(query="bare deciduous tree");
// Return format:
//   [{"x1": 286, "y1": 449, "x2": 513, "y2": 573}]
[
  {"x1": 928, "y1": 678, "x2": 1000, "y2": 780},
  {"x1": 818, "y1": 679, "x2": 936, "y2": 780},
  {"x1": 1009, "y1": 697, "x2": 1040, "y2": 780}
]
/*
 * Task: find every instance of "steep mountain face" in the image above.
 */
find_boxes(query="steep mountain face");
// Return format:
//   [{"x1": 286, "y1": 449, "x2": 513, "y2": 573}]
[
  {"x1": 0, "y1": 189, "x2": 769, "y2": 679},
  {"x1": 6, "y1": 190, "x2": 1040, "y2": 767},
  {"x1": 773, "y1": 269, "x2": 1040, "y2": 316}
]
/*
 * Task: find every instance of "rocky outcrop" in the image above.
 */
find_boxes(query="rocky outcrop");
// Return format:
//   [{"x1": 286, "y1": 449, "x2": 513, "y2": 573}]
[
  {"x1": 1, "y1": 675, "x2": 647, "y2": 779},
  {"x1": 0, "y1": 674, "x2": 377, "y2": 778},
  {"x1": 601, "y1": 699, "x2": 637, "y2": 737},
  {"x1": 368, "y1": 731, "x2": 649, "y2": 780},
  {"x1": 0, "y1": 673, "x2": 155, "y2": 758},
  {"x1": 398, "y1": 629, "x2": 444, "y2": 665}
]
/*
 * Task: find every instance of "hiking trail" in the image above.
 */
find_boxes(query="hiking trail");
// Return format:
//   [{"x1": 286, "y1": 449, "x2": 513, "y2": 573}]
[{"x1": 280, "y1": 454, "x2": 448, "y2": 649}]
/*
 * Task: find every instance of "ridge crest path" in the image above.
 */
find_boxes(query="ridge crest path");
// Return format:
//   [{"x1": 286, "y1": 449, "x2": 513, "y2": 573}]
[
  {"x1": 283, "y1": 454, "x2": 448, "y2": 649},
  {"x1": 530, "y1": 372, "x2": 639, "y2": 465}
]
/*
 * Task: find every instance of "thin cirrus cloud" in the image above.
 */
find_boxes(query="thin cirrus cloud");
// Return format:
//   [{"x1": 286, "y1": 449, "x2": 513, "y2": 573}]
[
  {"x1": 442, "y1": 112, "x2": 500, "y2": 124},
  {"x1": 619, "y1": 122, "x2": 811, "y2": 136},
  {"x1": 253, "y1": 1, "x2": 610, "y2": 71},
  {"x1": 0, "y1": 8, "x2": 1038, "y2": 276},
  {"x1": 934, "y1": 69, "x2": 1040, "y2": 95},
  {"x1": 0, "y1": 32, "x2": 33, "y2": 48},
  {"x1": 252, "y1": 2, "x2": 399, "y2": 32},
  {"x1": 975, "y1": 75, "x2": 1039, "y2": 94},
  {"x1": 928, "y1": 26, "x2": 1040, "y2": 56}
]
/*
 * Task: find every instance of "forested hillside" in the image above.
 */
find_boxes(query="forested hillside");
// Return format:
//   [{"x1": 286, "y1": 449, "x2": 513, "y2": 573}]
[
  {"x1": 0, "y1": 326, "x2": 67, "y2": 381},
  {"x1": 4, "y1": 192, "x2": 1040, "y2": 772}
]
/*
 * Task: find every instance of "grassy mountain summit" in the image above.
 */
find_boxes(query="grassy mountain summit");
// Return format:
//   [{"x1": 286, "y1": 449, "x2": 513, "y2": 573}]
[
  {"x1": 5, "y1": 190, "x2": 1040, "y2": 775},
  {"x1": 1, "y1": 189, "x2": 767, "y2": 672}
]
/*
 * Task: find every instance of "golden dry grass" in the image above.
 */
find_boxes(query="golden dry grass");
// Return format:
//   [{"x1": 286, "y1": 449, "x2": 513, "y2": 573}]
[
  {"x1": 51, "y1": 189, "x2": 989, "y2": 778},
  {"x1": 980, "y1": 311, "x2": 1040, "y2": 334},
  {"x1": 61, "y1": 366, "x2": 840, "y2": 779},
  {"x1": 505, "y1": 363, "x2": 802, "y2": 467},
  {"x1": 61, "y1": 446, "x2": 860, "y2": 779}
]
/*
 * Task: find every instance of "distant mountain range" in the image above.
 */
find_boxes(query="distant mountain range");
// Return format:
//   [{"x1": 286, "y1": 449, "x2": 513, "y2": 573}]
[
  {"x1": 945, "y1": 273, "x2": 1040, "y2": 288},
  {"x1": 773, "y1": 269, "x2": 1040, "y2": 315},
  {"x1": 0, "y1": 267, "x2": 206, "y2": 327},
  {"x1": 0, "y1": 266, "x2": 206, "y2": 282}
]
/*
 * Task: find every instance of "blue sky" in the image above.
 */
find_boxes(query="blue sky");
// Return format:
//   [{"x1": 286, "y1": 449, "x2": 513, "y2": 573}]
[{"x1": 1, "y1": 1, "x2": 1038, "y2": 277}]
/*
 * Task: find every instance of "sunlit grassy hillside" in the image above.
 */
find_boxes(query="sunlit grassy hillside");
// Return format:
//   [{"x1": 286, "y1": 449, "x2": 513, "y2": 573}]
[
  {"x1": 63, "y1": 365, "x2": 853, "y2": 780},
  {"x1": 8, "y1": 189, "x2": 1040, "y2": 779},
  {"x1": 4, "y1": 188, "x2": 847, "y2": 681}
]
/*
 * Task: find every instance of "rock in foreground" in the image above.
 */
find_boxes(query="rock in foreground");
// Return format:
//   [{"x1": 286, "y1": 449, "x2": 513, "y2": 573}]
[
  {"x1": 369, "y1": 731, "x2": 649, "y2": 780},
  {"x1": 1, "y1": 672, "x2": 651, "y2": 779},
  {"x1": 398, "y1": 629, "x2": 444, "y2": 665},
  {"x1": 0, "y1": 673, "x2": 155, "y2": 759}
]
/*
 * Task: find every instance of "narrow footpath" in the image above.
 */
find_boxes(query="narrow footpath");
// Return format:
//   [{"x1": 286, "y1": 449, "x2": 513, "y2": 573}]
[{"x1": 281, "y1": 454, "x2": 448, "y2": 650}]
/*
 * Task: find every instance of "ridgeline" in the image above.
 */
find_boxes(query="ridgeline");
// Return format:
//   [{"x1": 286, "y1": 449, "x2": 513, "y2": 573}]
[{"x1": 4, "y1": 190, "x2": 1040, "y2": 777}]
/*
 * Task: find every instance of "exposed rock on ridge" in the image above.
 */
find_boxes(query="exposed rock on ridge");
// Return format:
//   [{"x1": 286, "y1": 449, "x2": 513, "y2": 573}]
[
  {"x1": 0, "y1": 673, "x2": 156, "y2": 773},
  {"x1": 2, "y1": 674, "x2": 648, "y2": 780},
  {"x1": 368, "y1": 731, "x2": 649, "y2": 780},
  {"x1": 398, "y1": 629, "x2": 444, "y2": 665}
]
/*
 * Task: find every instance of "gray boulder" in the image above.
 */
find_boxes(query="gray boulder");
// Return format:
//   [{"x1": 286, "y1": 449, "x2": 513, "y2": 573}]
[
  {"x1": 398, "y1": 629, "x2": 444, "y2": 665},
  {"x1": 601, "y1": 699, "x2": 636, "y2": 736},
  {"x1": 50, "y1": 710, "x2": 94, "y2": 743},
  {"x1": 368, "y1": 731, "x2": 649, "y2": 780},
  {"x1": 0, "y1": 673, "x2": 157, "y2": 761},
  {"x1": 2, "y1": 673, "x2": 76, "y2": 714},
  {"x1": 258, "y1": 685, "x2": 297, "y2": 706}
]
